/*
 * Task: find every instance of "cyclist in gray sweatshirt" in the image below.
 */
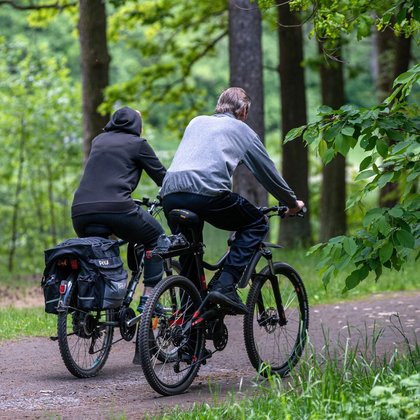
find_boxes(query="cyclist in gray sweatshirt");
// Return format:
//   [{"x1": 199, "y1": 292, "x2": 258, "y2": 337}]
[{"x1": 161, "y1": 87, "x2": 304, "y2": 314}]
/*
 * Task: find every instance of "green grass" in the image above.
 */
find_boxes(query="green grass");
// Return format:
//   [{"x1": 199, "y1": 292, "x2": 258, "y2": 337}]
[
  {"x1": 0, "y1": 307, "x2": 56, "y2": 340},
  {"x1": 153, "y1": 336, "x2": 420, "y2": 419}
]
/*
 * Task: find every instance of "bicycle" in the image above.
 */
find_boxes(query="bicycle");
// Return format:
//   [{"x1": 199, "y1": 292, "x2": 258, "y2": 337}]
[
  {"x1": 137, "y1": 205, "x2": 309, "y2": 396},
  {"x1": 52, "y1": 197, "x2": 180, "y2": 378}
]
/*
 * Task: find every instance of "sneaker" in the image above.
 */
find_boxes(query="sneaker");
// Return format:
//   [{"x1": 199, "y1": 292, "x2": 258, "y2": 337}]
[
  {"x1": 208, "y1": 285, "x2": 248, "y2": 315},
  {"x1": 137, "y1": 296, "x2": 165, "y2": 316}
]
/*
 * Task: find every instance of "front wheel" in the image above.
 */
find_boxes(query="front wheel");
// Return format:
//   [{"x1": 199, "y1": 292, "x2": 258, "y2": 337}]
[
  {"x1": 244, "y1": 262, "x2": 309, "y2": 377},
  {"x1": 138, "y1": 275, "x2": 204, "y2": 396},
  {"x1": 57, "y1": 275, "x2": 114, "y2": 378}
]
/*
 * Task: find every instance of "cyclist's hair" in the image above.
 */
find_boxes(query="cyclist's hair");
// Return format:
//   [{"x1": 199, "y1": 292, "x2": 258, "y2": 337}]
[{"x1": 215, "y1": 87, "x2": 251, "y2": 119}]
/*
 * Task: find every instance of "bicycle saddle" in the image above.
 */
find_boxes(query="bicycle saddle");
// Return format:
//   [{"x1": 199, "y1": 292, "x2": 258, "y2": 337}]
[
  {"x1": 83, "y1": 224, "x2": 112, "y2": 239},
  {"x1": 168, "y1": 209, "x2": 201, "y2": 227}
]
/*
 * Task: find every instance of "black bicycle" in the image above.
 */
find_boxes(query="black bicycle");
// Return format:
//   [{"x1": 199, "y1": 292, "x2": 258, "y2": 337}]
[
  {"x1": 137, "y1": 205, "x2": 309, "y2": 395},
  {"x1": 54, "y1": 197, "x2": 180, "y2": 378}
]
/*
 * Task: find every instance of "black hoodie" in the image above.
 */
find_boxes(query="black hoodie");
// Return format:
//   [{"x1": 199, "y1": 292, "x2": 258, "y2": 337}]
[{"x1": 72, "y1": 107, "x2": 166, "y2": 217}]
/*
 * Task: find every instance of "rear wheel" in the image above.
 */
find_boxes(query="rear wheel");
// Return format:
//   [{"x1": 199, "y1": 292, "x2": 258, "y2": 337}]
[
  {"x1": 57, "y1": 276, "x2": 114, "y2": 378},
  {"x1": 138, "y1": 275, "x2": 204, "y2": 395},
  {"x1": 244, "y1": 262, "x2": 309, "y2": 377}
]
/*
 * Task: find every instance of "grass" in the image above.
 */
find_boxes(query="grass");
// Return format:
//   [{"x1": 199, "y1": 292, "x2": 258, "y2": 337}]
[
  {"x1": 0, "y1": 307, "x2": 57, "y2": 341},
  {"x1": 152, "y1": 327, "x2": 420, "y2": 420}
]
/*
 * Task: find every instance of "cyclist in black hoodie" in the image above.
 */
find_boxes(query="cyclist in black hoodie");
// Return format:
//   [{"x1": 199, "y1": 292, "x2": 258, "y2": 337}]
[{"x1": 71, "y1": 107, "x2": 166, "y2": 312}]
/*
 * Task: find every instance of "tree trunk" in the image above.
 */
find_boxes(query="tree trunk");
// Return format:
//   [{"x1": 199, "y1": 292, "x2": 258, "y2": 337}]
[
  {"x1": 277, "y1": 2, "x2": 311, "y2": 246},
  {"x1": 319, "y1": 42, "x2": 347, "y2": 242},
  {"x1": 376, "y1": 28, "x2": 412, "y2": 207},
  {"x1": 78, "y1": 0, "x2": 110, "y2": 161},
  {"x1": 228, "y1": 0, "x2": 267, "y2": 206}
]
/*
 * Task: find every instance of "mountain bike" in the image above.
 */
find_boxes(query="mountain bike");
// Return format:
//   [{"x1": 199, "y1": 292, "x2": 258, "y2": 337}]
[
  {"x1": 53, "y1": 197, "x2": 180, "y2": 378},
  {"x1": 137, "y1": 205, "x2": 309, "y2": 396}
]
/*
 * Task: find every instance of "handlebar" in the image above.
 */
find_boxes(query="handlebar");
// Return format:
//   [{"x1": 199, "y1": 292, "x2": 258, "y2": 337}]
[
  {"x1": 134, "y1": 195, "x2": 162, "y2": 215},
  {"x1": 259, "y1": 205, "x2": 307, "y2": 218}
]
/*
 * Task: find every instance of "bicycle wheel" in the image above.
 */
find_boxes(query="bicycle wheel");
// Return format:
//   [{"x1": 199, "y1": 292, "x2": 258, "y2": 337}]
[
  {"x1": 138, "y1": 275, "x2": 204, "y2": 396},
  {"x1": 244, "y1": 262, "x2": 309, "y2": 377},
  {"x1": 57, "y1": 275, "x2": 114, "y2": 378}
]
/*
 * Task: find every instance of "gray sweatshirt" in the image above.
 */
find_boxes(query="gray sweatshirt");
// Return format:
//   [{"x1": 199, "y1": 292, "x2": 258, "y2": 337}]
[{"x1": 161, "y1": 113, "x2": 298, "y2": 207}]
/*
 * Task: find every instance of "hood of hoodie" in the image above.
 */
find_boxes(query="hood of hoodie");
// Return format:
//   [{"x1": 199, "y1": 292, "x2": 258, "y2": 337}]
[{"x1": 104, "y1": 107, "x2": 142, "y2": 136}]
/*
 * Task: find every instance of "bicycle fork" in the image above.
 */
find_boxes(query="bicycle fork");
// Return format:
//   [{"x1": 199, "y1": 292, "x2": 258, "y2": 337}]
[{"x1": 258, "y1": 249, "x2": 287, "y2": 327}]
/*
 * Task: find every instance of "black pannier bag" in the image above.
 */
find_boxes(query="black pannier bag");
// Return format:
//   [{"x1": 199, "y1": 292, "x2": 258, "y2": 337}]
[{"x1": 41, "y1": 237, "x2": 128, "y2": 314}]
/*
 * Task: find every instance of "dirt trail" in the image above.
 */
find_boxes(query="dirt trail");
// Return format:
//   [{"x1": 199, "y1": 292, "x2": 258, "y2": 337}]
[{"x1": 0, "y1": 291, "x2": 419, "y2": 419}]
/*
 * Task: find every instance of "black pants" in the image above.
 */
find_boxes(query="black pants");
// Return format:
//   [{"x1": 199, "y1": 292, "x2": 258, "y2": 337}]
[
  {"x1": 162, "y1": 192, "x2": 268, "y2": 280},
  {"x1": 72, "y1": 207, "x2": 164, "y2": 287}
]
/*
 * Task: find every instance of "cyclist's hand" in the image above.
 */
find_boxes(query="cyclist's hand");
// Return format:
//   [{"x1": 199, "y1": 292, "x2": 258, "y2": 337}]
[{"x1": 286, "y1": 200, "x2": 305, "y2": 217}]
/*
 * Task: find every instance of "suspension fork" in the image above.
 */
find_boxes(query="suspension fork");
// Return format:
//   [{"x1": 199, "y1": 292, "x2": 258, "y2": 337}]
[{"x1": 258, "y1": 249, "x2": 287, "y2": 326}]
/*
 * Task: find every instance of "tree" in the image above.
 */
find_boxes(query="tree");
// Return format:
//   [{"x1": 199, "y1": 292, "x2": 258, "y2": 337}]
[
  {"x1": 0, "y1": 40, "x2": 81, "y2": 272},
  {"x1": 277, "y1": 1, "x2": 311, "y2": 246},
  {"x1": 0, "y1": 1, "x2": 109, "y2": 162},
  {"x1": 78, "y1": 0, "x2": 110, "y2": 161},
  {"x1": 229, "y1": 0, "x2": 267, "y2": 206},
  {"x1": 103, "y1": 0, "x2": 228, "y2": 132},
  {"x1": 375, "y1": 26, "x2": 413, "y2": 207},
  {"x1": 318, "y1": 41, "x2": 346, "y2": 241},
  {"x1": 286, "y1": 64, "x2": 420, "y2": 290}
]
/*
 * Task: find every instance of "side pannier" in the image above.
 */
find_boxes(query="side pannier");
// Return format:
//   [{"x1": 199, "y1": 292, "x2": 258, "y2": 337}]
[{"x1": 41, "y1": 237, "x2": 128, "y2": 313}]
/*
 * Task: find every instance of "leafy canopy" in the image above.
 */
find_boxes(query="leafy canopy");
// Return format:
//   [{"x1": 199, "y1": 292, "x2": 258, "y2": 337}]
[{"x1": 286, "y1": 65, "x2": 420, "y2": 291}]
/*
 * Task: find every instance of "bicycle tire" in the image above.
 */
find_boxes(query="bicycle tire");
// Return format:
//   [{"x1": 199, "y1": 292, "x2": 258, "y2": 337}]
[
  {"x1": 138, "y1": 275, "x2": 204, "y2": 396},
  {"x1": 57, "y1": 274, "x2": 114, "y2": 378},
  {"x1": 154, "y1": 259, "x2": 181, "y2": 363},
  {"x1": 244, "y1": 262, "x2": 309, "y2": 377}
]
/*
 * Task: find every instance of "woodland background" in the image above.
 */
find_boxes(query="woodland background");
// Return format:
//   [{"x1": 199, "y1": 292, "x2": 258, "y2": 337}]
[{"x1": 0, "y1": 0, "x2": 418, "y2": 291}]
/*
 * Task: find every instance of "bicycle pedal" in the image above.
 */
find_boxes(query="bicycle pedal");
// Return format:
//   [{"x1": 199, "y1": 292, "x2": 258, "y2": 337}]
[{"x1": 50, "y1": 336, "x2": 58, "y2": 341}]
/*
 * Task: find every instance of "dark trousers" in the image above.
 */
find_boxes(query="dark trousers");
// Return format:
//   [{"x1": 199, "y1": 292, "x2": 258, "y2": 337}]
[
  {"x1": 162, "y1": 192, "x2": 268, "y2": 281},
  {"x1": 72, "y1": 207, "x2": 164, "y2": 287}
]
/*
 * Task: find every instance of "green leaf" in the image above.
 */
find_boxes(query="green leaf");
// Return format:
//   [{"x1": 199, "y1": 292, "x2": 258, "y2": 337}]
[
  {"x1": 343, "y1": 237, "x2": 358, "y2": 256},
  {"x1": 388, "y1": 207, "x2": 403, "y2": 218},
  {"x1": 322, "y1": 265, "x2": 335, "y2": 287},
  {"x1": 322, "y1": 148, "x2": 335, "y2": 164},
  {"x1": 359, "y1": 156, "x2": 372, "y2": 171},
  {"x1": 324, "y1": 123, "x2": 342, "y2": 142},
  {"x1": 355, "y1": 170, "x2": 376, "y2": 181},
  {"x1": 318, "y1": 105, "x2": 333, "y2": 115},
  {"x1": 284, "y1": 125, "x2": 306, "y2": 143},
  {"x1": 363, "y1": 208, "x2": 385, "y2": 227},
  {"x1": 395, "y1": 229, "x2": 415, "y2": 249},
  {"x1": 307, "y1": 243, "x2": 324, "y2": 256},
  {"x1": 376, "y1": 138, "x2": 389, "y2": 158},
  {"x1": 345, "y1": 265, "x2": 369, "y2": 290},
  {"x1": 377, "y1": 171, "x2": 394, "y2": 188},
  {"x1": 335, "y1": 133, "x2": 350, "y2": 156},
  {"x1": 341, "y1": 126, "x2": 354, "y2": 137},
  {"x1": 379, "y1": 241, "x2": 393, "y2": 264}
]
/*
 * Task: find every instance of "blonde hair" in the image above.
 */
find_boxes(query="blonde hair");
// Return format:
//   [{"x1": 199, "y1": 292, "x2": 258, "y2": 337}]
[{"x1": 215, "y1": 87, "x2": 251, "y2": 118}]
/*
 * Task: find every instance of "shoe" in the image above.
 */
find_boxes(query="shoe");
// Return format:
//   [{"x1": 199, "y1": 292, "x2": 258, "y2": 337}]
[
  {"x1": 208, "y1": 284, "x2": 248, "y2": 315},
  {"x1": 137, "y1": 295, "x2": 165, "y2": 315}
]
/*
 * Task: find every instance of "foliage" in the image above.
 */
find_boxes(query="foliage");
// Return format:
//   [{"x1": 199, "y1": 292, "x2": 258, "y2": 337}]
[
  {"x1": 0, "y1": 37, "x2": 82, "y2": 272},
  {"x1": 286, "y1": 0, "x2": 420, "y2": 39},
  {"x1": 286, "y1": 64, "x2": 420, "y2": 290},
  {"x1": 102, "y1": 0, "x2": 228, "y2": 132}
]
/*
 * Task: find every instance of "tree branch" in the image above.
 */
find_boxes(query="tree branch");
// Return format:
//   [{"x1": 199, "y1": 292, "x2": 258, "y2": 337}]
[
  {"x1": 0, "y1": 0, "x2": 76, "y2": 10},
  {"x1": 151, "y1": 29, "x2": 229, "y2": 107}
]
